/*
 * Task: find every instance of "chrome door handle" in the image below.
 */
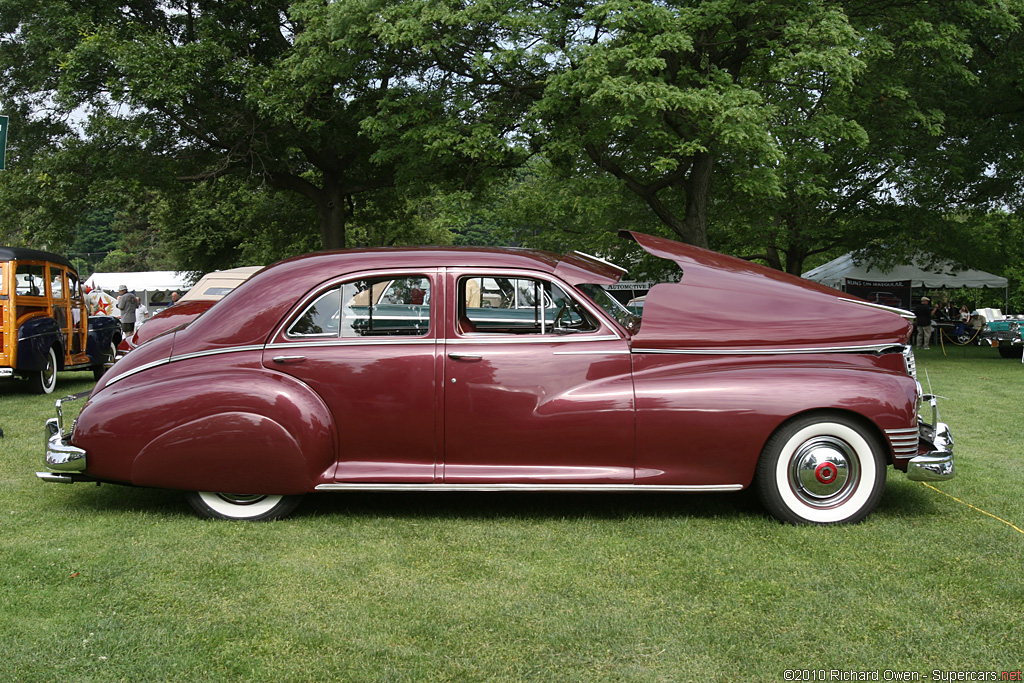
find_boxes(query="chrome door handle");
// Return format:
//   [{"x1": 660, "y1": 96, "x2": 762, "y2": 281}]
[
  {"x1": 447, "y1": 353, "x2": 482, "y2": 361},
  {"x1": 272, "y1": 355, "x2": 306, "y2": 364}
]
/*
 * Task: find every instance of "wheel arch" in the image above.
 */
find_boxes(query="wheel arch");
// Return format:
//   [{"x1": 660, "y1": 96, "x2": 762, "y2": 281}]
[{"x1": 761, "y1": 407, "x2": 893, "y2": 469}]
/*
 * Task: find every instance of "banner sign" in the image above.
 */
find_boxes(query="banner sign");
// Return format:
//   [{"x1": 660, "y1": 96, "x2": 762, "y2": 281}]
[
  {"x1": 0, "y1": 115, "x2": 8, "y2": 170},
  {"x1": 844, "y1": 278, "x2": 912, "y2": 309}
]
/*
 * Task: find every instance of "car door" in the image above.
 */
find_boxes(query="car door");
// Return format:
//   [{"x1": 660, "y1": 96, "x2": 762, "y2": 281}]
[
  {"x1": 264, "y1": 271, "x2": 442, "y2": 482},
  {"x1": 442, "y1": 269, "x2": 635, "y2": 484}
]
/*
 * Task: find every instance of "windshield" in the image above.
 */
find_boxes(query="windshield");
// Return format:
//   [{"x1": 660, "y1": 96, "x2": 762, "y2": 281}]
[{"x1": 577, "y1": 284, "x2": 640, "y2": 333}]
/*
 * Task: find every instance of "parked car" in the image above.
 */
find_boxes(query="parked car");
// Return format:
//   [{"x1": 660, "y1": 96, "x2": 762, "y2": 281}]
[
  {"x1": 977, "y1": 310, "x2": 1024, "y2": 358},
  {"x1": 867, "y1": 292, "x2": 904, "y2": 308},
  {"x1": 39, "y1": 232, "x2": 954, "y2": 524},
  {"x1": 117, "y1": 266, "x2": 262, "y2": 354},
  {"x1": 1, "y1": 248, "x2": 121, "y2": 394}
]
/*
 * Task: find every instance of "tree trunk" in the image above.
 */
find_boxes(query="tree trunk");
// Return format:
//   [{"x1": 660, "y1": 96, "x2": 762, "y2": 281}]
[
  {"x1": 679, "y1": 152, "x2": 713, "y2": 249},
  {"x1": 317, "y1": 179, "x2": 349, "y2": 250}
]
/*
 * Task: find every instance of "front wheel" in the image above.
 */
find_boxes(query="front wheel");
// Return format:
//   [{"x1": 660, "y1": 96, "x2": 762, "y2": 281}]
[
  {"x1": 755, "y1": 414, "x2": 886, "y2": 525},
  {"x1": 28, "y1": 346, "x2": 58, "y2": 395},
  {"x1": 185, "y1": 491, "x2": 303, "y2": 521},
  {"x1": 997, "y1": 344, "x2": 1023, "y2": 359}
]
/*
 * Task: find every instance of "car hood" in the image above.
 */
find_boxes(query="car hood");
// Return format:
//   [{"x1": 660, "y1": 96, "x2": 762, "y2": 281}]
[{"x1": 622, "y1": 231, "x2": 912, "y2": 352}]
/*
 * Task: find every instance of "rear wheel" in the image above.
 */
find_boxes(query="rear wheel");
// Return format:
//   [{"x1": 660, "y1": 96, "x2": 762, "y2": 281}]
[
  {"x1": 28, "y1": 346, "x2": 58, "y2": 395},
  {"x1": 185, "y1": 491, "x2": 303, "y2": 521},
  {"x1": 756, "y1": 413, "x2": 886, "y2": 525}
]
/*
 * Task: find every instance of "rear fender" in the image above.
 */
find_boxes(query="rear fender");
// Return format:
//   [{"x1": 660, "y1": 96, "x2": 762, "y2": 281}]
[
  {"x1": 132, "y1": 412, "x2": 309, "y2": 494},
  {"x1": 86, "y1": 315, "x2": 121, "y2": 362},
  {"x1": 75, "y1": 365, "x2": 336, "y2": 494}
]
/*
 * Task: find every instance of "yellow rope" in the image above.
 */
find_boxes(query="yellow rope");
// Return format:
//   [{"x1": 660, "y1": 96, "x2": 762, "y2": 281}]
[
  {"x1": 937, "y1": 326, "x2": 985, "y2": 356},
  {"x1": 920, "y1": 482, "x2": 1024, "y2": 534}
]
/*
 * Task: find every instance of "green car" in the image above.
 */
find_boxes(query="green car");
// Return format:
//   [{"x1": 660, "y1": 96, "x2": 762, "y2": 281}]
[{"x1": 978, "y1": 309, "x2": 1024, "y2": 358}]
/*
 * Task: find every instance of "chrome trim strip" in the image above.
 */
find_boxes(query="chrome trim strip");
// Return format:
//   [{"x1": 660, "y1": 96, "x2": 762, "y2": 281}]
[
  {"x1": 571, "y1": 250, "x2": 628, "y2": 275},
  {"x1": 16, "y1": 330, "x2": 59, "y2": 342},
  {"x1": 174, "y1": 345, "x2": 266, "y2": 362},
  {"x1": 839, "y1": 297, "x2": 914, "y2": 320},
  {"x1": 633, "y1": 343, "x2": 905, "y2": 356},
  {"x1": 265, "y1": 339, "x2": 437, "y2": 351},
  {"x1": 553, "y1": 349, "x2": 631, "y2": 356},
  {"x1": 447, "y1": 335, "x2": 622, "y2": 346},
  {"x1": 314, "y1": 483, "x2": 744, "y2": 493},
  {"x1": 104, "y1": 345, "x2": 266, "y2": 387},
  {"x1": 103, "y1": 357, "x2": 172, "y2": 386}
]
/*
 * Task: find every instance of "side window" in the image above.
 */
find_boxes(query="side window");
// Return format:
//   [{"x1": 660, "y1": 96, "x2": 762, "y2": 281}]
[
  {"x1": 51, "y1": 267, "x2": 65, "y2": 299},
  {"x1": 459, "y1": 276, "x2": 598, "y2": 335},
  {"x1": 68, "y1": 272, "x2": 83, "y2": 300},
  {"x1": 288, "y1": 275, "x2": 431, "y2": 339},
  {"x1": 15, "y1": 264, "x2": 45, "y2": 296}
]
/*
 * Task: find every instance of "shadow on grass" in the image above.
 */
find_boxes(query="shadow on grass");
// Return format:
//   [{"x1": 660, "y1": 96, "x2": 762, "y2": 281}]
[
  {"x1": 56, "y1": 480, "x2": 766, "y2": 522},
  {"x1": 55, "y1": 475, "x2": 944, "y2": 525},
  {"x1": 875, "y1": 477, "x2": 943, "y2": 519}
]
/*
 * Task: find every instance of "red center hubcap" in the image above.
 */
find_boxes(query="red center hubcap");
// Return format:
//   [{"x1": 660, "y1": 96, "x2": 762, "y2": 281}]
[{"x1": 815, "y1": 462, "x2": 838, "y2": 485}]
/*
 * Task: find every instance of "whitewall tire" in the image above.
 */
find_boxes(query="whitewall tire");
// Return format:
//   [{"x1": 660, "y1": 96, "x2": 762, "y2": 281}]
[
  {"x1": 186, "y1": 491, "x2": 303, "y2": 521},
  {"x1": 756, "y1": 414, "x2": 887, "y2": 525},
  {"x1": 29, "y1": 346, "x2": 58, "y2": 395}
]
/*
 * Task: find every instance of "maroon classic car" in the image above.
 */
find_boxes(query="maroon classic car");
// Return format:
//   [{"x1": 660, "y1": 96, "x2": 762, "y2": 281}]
[
  {"x1": 39, "y1": 232, "x2": 954, "y2": 524},
  {"x1": 117, "y1": 266, "x2": 263, "y2": 355}
]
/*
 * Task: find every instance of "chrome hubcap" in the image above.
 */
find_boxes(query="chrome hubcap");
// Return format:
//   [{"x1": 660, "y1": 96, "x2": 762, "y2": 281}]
[
  {"x1": 43, "y1": 355, "x2": 56, "y2": 387},
  {"x1": 789, "y1": 436, "x2": 859, "y2": 507}
]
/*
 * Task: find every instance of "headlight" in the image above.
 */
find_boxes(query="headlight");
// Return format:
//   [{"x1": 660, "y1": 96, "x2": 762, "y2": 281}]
[{"x1": 1010, "y1": 322, "x2": 1020, "y2": 334}]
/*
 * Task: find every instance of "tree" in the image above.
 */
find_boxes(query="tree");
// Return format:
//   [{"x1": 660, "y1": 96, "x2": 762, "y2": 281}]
[{"x1": 0, "y1": 0, "x2": 441, "y2": 250}]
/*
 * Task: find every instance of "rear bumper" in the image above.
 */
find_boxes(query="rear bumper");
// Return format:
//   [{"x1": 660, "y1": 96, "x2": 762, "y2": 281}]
[{"x1": 37, "y1": 392, "x2": 91, "y2": 484}]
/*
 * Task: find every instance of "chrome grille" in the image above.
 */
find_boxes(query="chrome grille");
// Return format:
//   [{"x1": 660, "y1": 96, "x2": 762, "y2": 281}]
[
  {"x1": 902, "y1": 346, "x2": 917, "y2": 379},
  {"x1": 886, "y1": 427, "x2": 919, "y2": 459}
]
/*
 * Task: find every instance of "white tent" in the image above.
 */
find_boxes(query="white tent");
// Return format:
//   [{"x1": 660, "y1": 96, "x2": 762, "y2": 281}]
[
  {"x1": 85, "y1": 271, "x2": 193, "y2": 315},
  {"x1": 803, "y1": 253, "x2": 1007, "y2": 290}
]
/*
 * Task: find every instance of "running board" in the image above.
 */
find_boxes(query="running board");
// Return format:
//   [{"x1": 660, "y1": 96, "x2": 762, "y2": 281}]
[{"x1": 314, "y1": 483, "x2": 744, "y2": 493}]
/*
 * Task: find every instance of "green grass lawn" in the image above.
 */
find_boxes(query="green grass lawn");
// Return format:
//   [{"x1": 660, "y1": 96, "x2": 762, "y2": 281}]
[{"x1": 2, "y1": 347, "x2": 1022, "y2": 682}]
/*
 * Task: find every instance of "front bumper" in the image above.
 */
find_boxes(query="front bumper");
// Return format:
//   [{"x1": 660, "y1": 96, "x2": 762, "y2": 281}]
[{"x1": 906, "y1": 394, "x2": 955, "y2": 482}]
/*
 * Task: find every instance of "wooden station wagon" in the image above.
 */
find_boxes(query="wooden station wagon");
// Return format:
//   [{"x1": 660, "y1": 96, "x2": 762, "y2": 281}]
[{"x1": 1, "y1": 248, "x2": 121, "y2": 394}]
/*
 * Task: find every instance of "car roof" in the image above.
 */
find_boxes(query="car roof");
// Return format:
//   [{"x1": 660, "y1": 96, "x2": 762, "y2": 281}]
[
  {"x1": 169, "y1": 245, "x2": 626, "y2": 355},
  {"x1": 0, "y1": 247, "x2": 75, "y2": 270}
]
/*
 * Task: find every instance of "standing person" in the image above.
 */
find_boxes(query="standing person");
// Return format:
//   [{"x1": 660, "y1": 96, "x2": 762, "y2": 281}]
[
  {"x1": 116, "y1": 284, "x2": 140, "y2": 334},
  {"x1": 169, "y1": 291, "x2": 180, "y2": 306},
  {"x1": 912, "y1": 296, "x2": 938, "y2": 349}
]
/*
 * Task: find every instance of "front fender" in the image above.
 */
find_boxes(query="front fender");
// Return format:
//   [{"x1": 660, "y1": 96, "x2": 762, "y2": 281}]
[
  {"x1": 16, "y1": 317, "x2": 61, "y2": 371},
  {"x1": 633, "y1": 355, "x2": 919, "y2": 487}
]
